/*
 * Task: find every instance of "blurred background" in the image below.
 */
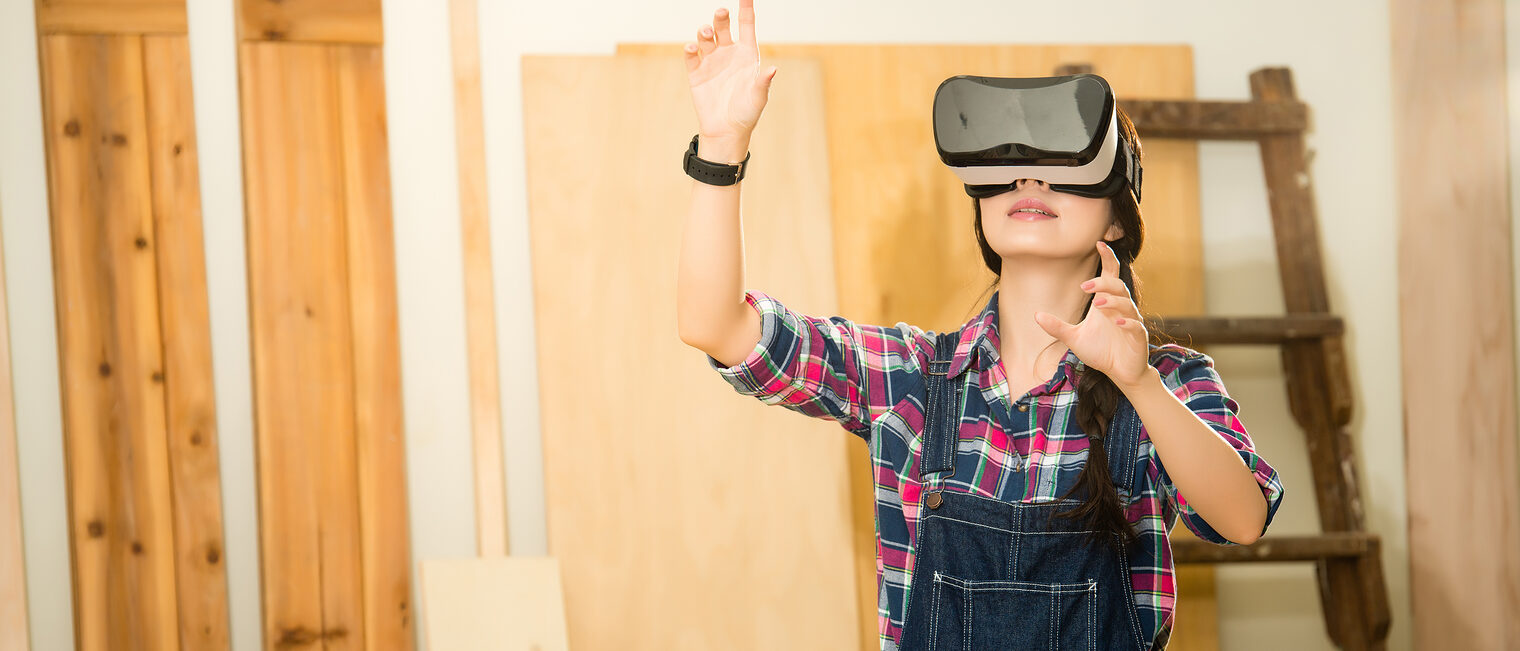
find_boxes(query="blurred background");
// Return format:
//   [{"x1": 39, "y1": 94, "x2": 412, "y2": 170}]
[{"x1": 0, "y1": 0, "x2": 1515, "y2": 649}]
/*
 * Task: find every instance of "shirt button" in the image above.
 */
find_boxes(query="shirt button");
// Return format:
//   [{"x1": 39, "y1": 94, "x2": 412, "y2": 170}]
[
  {"x1": 1017, "y1": 403, "x2": 1029, "y2": 412},
  {"x1": 925, "y1": 491, "x2": 943, "y2": 509}
]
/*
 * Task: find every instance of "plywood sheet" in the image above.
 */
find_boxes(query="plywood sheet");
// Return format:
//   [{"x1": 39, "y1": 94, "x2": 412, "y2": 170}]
[
  {"x1": 1392, "y1": 0, "x2": 1520, "y2": 647},
  {"x1": 39, "y1": 33, "x2": 180, "y2": 650},
  {"x1": 141, "y1": 33, "x2": 230, "y2": 650},
  {"x1": 420, "y1": 557, "x2": 568, "y2": 651},
  {"x1": 523, "y1": 56, "x2": 858, "y2": 650},
  {"x1": 619, "y1": 42, "x2": 1210, "y2": 650}
]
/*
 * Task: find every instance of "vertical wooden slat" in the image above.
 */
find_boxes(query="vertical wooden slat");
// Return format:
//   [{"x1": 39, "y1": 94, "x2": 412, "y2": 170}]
[
  {"x1": 141, "y1": 34, "x2": 231, "y2": 650},
  {"x1": 239, "y1": 41, "x2": 365, "y2": 649},
  {"x1": 334, "y1": 43, "x2": 414, "y2": 649},
  {"x1": 447, "y1": 0, "x2": 508, "y2": 558},
  {"x1": 0, "y1": 180, "x2": 30, "y2": 651},
  {"x1": 39, "y1": 33, "x2": 181, "y2": 650},
  {"x1": 1392, "y1": 0, "x2": 1520, "y2": 648}
]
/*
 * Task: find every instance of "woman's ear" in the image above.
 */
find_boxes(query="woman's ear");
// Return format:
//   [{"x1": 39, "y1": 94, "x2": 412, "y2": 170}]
[{"x1": 1103, "y1": 220, "x2": 1125, "y2": 243}]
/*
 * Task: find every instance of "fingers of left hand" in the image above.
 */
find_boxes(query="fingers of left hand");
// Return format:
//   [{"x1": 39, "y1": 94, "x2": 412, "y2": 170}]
[
  {"x1": 1082, "y1": 275, "x2": 1131, "y2": 300},
  {"x1": 1092, "y1": 293, "x2": 1140, "y2": 320}
]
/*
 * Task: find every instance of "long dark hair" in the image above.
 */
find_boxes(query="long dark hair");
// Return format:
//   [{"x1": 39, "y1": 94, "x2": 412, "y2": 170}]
[{"x1": 970, "y1": 108, "x2": 1146, "y2": 548}]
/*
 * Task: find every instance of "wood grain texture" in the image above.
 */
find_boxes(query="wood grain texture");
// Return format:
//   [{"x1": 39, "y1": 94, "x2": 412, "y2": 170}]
[
  {"x1": 448, "y1": 0, "x2": 508, "y2": 558},
  {"x1": 35, "y1": 0, "x2": 187, "y2": 35},
  {"x1": 1391, "y1": 0, "x2": 1520, "y2": 648},
  {"x1": 0, "y1": 157, "x2": 30, "y2": 651},
  {"x1": 334, "y1": 44, "x2": 414, "y2": 650},
  {"x1": 523, "y1": 56, "x2": 859, "y2": 650},
  {"x1": 239, "y1": 41, "x2": 364, "y2": 650},
  {"x1": 141, "y1": 34, "x2": 231, "y2": 650},
  {"x1": 617, "y1": 43, "x2": 1208, "y2": 651},
  {"x1": 238, "y1": 0, "x2": 381, "y2": 44},
  {"x1": 39, "y1": 33, "x2": 180, "y2": 650}
]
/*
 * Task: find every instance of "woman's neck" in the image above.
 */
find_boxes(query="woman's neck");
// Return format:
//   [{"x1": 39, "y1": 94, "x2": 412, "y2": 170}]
[{"x1": 995, "y1": 256, "x2": 1094, "y2": 381}]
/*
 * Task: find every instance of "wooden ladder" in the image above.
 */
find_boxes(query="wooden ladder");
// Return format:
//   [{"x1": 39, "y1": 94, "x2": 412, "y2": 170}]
[{"x1": 1066, "y1": 64, "x2": 1393, "y2": 649}]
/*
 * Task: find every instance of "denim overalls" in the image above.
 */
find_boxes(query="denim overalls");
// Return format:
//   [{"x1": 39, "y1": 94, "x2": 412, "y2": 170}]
[{"x1": 897, "y1": 331, "x2": 1152, "y2": 651}]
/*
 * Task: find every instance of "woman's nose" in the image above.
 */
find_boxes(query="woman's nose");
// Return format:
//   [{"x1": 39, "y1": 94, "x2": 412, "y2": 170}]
[{"x1": 1014, "y1": 178, "x2": 1049, "y2": 190}]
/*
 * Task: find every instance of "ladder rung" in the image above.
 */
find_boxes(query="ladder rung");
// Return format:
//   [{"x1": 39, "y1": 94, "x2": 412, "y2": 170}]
[
  {"x1": 1120, "y1": 99, "x2": 1310, "y2": 140},
  {"x1": 1173, "y1": 532, "x2": 1377, "y2": 564},
  {"x1": 1149, "y1": 314, "x2": 1344, "y2": 345}
]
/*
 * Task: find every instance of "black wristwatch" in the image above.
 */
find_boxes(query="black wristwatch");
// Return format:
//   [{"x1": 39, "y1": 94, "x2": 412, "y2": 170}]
[{"x1": 683, "y1": 134, "x2": 749, "y2": 186}]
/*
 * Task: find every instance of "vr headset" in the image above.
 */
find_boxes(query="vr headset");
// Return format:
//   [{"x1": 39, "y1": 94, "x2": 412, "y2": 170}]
[{"x1": 933, "y1": 73, "x2": 1142, "y2": 203}]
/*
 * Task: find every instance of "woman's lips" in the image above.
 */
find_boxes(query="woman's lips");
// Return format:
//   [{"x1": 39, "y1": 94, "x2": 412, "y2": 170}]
[{"x1": 1008, "y1": 196, "x2": 1057, "y2": 220}]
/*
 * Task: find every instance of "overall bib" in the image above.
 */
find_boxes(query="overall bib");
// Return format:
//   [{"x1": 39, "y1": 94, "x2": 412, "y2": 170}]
[{"x1": 897, "y1": 332, "x2": 1151, "y2": 651}]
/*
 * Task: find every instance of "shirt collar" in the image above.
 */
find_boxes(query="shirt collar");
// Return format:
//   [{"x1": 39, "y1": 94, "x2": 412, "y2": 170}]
[{"x1": 948, "y1": 290, "x2": 1085, "y2": 382}]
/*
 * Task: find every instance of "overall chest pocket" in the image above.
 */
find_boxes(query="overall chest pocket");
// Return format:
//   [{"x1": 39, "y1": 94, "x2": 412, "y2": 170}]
[{"x1": 926, "y1": 572, "x2": 1097, "y2": 651}]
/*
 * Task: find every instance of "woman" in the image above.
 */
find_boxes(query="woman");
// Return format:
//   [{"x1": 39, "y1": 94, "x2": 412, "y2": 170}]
[{"x1": 674, "y1": 2, "x2": 1283, "y2": 649}]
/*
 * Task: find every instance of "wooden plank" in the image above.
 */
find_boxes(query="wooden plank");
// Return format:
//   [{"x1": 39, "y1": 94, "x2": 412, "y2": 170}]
[
  {"x1": 420, "y1": 558, "x2": 569, "y2": 651},
  {"x1": 35, "y1": 0, "x2": 187, "y2": 35},
  {"x1": 1173, "y1": 533, "x2": 1376, "y2": 563},
  {"x1": 523, "y1": 56, "x2": 859, "y2": 650},
  {"x1": 141, "y1": 34, "x2": 231, "y2": 650},
  {"x1": 238, "y1": 41, "x2": 364, "y2": 649},
  {"x1": 1391, "y1": 0, "x2": 1520, "y2": 648},
  {"x1": 618, "y1": 43, "x2": 1209, "y2": 651},
  {"x1": 334, "y1": 43, "x2": 413, "y2": 650},
  {"x1": 238, "y1": 0, "x2": 381, "y2": 45},
  {"x1": 1149, "y1": 314, "x2": 1344, "y2": 345},
  {"x1": 448, "y1": 0, "x2": 508, "y2": 558},
  {"x1": 0, "y1": 161, "x2": 30, "y2": 651},
  {"x1": 38, "y1": 33, "x2": 181, "y2": 650},
  {"x1": 1120, "y1": 99, "x2": 1308, "y2": 140}
]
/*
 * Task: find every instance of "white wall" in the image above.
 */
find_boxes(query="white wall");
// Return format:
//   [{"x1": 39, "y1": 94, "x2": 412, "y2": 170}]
[{"x1": 0, "y1": 1, "x2": 1409, "y2": 649}]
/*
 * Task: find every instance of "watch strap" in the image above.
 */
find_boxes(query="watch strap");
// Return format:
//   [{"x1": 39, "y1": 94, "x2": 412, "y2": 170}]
[{"x1": 684, "y1": 134, "x2": 749, "y2": 186}]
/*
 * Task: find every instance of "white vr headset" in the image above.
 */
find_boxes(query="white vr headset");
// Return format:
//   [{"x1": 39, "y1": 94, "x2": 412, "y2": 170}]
[{"x1": 933, "y1": 74, "x2": 1142, "y2": 202}]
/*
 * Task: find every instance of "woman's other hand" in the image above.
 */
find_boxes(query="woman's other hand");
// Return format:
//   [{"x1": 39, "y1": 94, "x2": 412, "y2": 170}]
[
  {"x1": 683, "y1": 0, "x2": 777, "y2": 154},
  {"x1": 1034, "y1": 241, "x2": 1154, "y2": 389}
]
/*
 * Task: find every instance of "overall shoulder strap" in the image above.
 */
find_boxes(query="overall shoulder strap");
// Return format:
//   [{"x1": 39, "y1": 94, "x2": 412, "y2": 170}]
[
  {"x1": 919, "y1": 330, "x2": 963, "y2": 478},
  {"x1": 1104, "y1": 396, "x2": 1144, "y2": 496}
]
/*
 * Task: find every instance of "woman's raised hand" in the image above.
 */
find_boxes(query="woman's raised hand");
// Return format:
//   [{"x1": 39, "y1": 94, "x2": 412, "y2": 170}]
[
  {"x1": 683, "y1": 0, "x2": 777, "y2": 149},
  {"x1": 1034, "y1": 241, "x2": 1154, "y2": 390}
]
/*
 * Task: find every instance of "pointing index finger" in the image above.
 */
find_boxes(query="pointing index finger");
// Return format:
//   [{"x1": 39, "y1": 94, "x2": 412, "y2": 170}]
[
  {"x1": 1097, "y1": 240, "x2": 1119, "y2": 279},
  {"x1": 738, "y1": 0, "x2": 757, "y2": 46}
]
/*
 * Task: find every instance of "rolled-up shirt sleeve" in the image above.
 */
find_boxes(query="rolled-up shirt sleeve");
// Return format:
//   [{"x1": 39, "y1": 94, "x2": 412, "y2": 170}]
[
  {"x1": 705, "y1": 290, "x2": 925, "y2": 439},
  {"x1": 1148, "y1": 348, "x2": 1285, "y2": 545}
]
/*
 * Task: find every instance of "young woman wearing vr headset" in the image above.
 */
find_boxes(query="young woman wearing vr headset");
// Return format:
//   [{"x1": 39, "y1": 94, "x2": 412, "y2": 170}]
[{"x1": 675, "y1": 2, "x2": 1283, "y2": 649}]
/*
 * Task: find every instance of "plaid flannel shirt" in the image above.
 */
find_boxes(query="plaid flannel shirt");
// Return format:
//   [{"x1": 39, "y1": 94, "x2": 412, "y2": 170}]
[{"x1": 706, "y1": 290, "x2": 1284, "y2": 649}]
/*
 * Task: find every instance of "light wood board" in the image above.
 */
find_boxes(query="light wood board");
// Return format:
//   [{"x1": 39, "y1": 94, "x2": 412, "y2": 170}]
[
  {"x1": 449, "y1": 0, "x2": 508, "y2": 558},
  {"x1": 35, "y1": 0, "x2": 187, "y2": 35},
  {"x1": 523, "y1": 56, "x2": 859, "y2": 650},
  {"x1": 142, "y1": 34, "x2": 231, "y2": 650},
  {"x1": 238, "y1": 40, "x2": 412, "y2": 650},
  {"x1": 40, "y1": 33, "x2": 181, "y2": 650},
  {"x1": 0, "y1": 134, "x2": 30, "y2": 651},
  {"x1": 238, "y1": 0, "x2": 381, "y2": 44},
  {"x1": 420, "y1": 557, "x2": 568, "y2": 651},
  {"x1": 619, "y1": 42, "x2": 1212, "y2": 650},
  {"x1": 1391, "y1": 0, "x2": 1520, "y2": 647}
]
